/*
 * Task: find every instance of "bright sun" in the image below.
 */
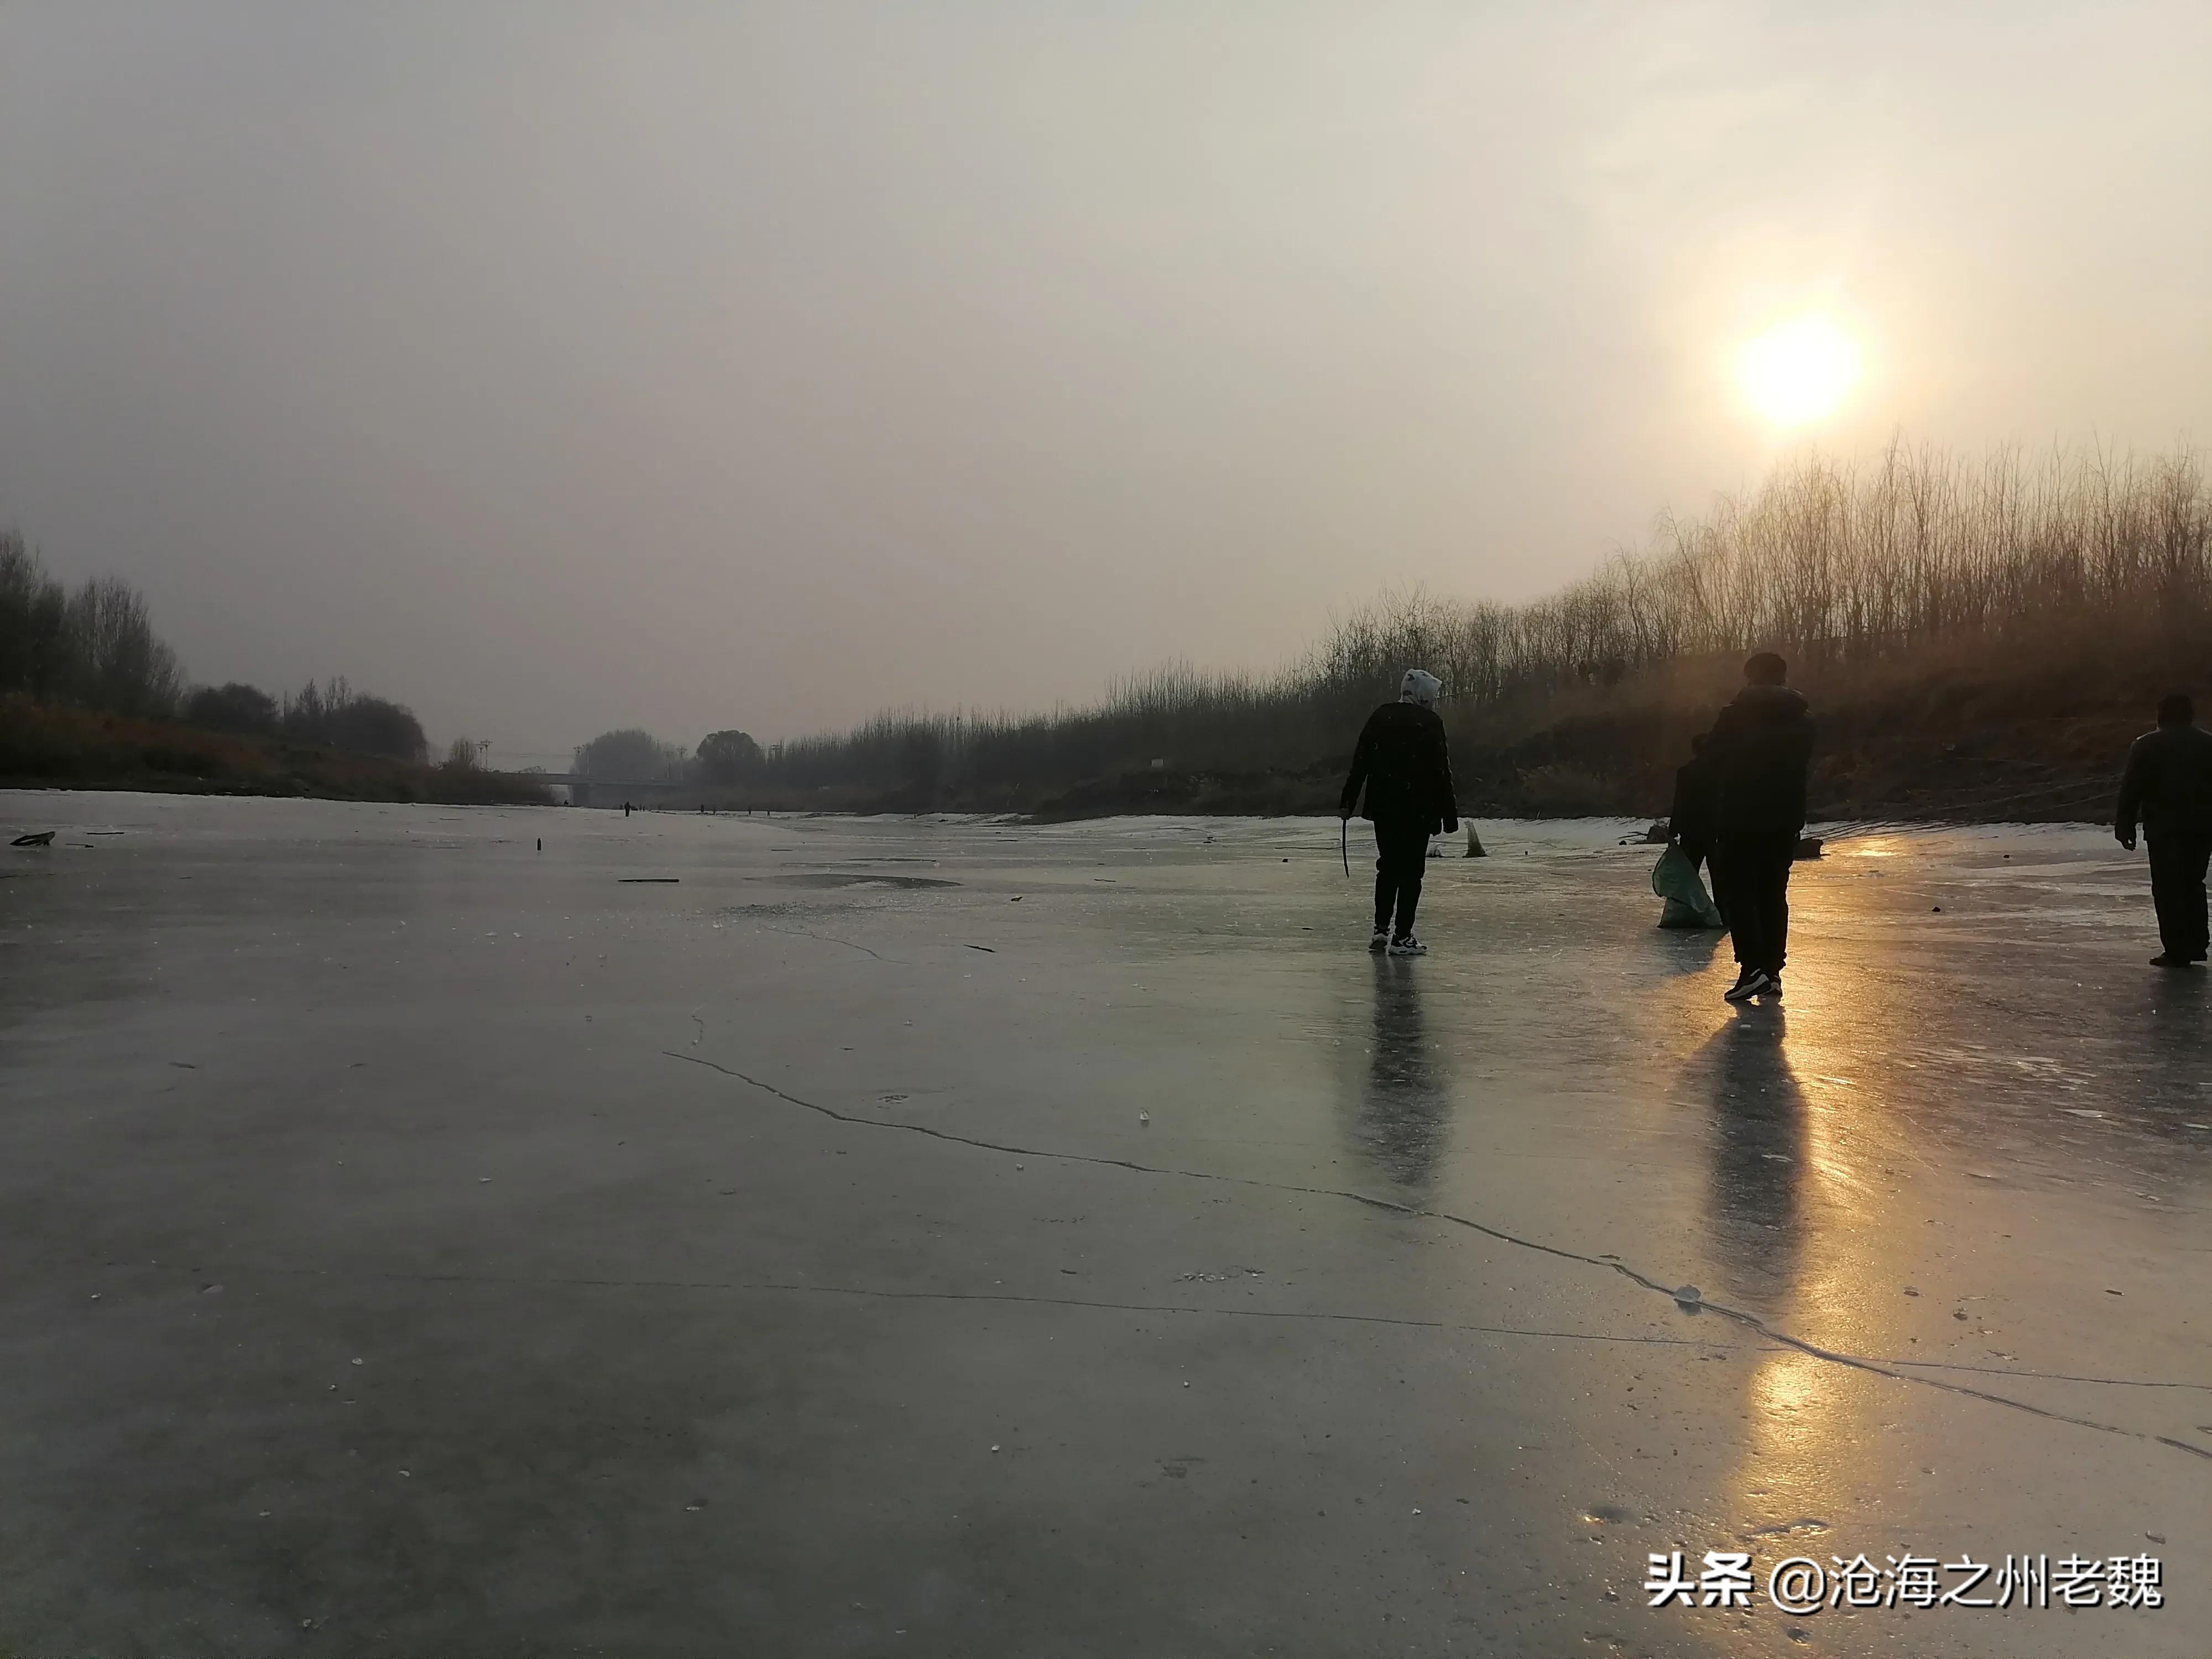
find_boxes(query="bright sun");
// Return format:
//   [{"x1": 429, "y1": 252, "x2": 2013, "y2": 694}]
[{"x1": 1735, "y1": 315, "x2": 1860, "y2": 427}]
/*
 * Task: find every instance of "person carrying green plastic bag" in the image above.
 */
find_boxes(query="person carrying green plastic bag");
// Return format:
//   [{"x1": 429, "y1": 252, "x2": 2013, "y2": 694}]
[
  {"x1": 1655, "y1": 729, "x2": 1725, "y2": 929},
  {"x1": 1652, "y1": 843, "x2": 1724, "y2": 928}
]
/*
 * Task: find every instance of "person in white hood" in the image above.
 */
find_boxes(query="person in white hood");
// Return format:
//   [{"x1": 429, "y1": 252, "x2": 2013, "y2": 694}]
[{"x1": 1338, "y1": 669, "x2": 1459, "y2": 954}]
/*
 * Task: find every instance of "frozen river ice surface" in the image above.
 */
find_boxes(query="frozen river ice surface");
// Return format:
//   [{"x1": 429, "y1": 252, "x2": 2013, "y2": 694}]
[{"x1": 1, "y1": 791, "x2": 2206, "y2": 1658}]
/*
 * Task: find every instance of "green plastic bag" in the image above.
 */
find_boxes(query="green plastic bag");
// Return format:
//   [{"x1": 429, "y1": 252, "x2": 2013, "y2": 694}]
[{"x1": 1652, "y1": 845, "x2": 1724, "y2": 930}]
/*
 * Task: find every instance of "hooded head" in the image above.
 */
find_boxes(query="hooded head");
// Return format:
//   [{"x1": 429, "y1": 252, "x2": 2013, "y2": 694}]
[{"x1": 1399, "y1": 668, "x2": 1442, "y2": 708}]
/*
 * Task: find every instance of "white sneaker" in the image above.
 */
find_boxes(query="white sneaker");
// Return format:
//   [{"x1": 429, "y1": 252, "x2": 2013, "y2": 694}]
[
  {"x1": 1387, "y1": 935, "x2": 1427, "y2": 956},
  {"x1": 1724, "y1": 969, "x2": 1771, "y2": 1003},
  {"x1": 1369, "y1": 930, "x2": 1389, "y2": 952}
]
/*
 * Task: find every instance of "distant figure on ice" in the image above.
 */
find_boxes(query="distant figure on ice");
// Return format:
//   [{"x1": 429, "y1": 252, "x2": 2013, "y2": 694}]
[
  {"x1": 1669, "y1": 732, "x2": 1723, "y2": 914},
  {"x1": 1707, "y1": 654, "x2": 1813, "y2": 1003},
  {"x1": 1340, "y1": 669, "x2": 1459, "y2": 957},
  {"x1": 2116, "y1": 692, "x2": 2212, "y2": 967}
]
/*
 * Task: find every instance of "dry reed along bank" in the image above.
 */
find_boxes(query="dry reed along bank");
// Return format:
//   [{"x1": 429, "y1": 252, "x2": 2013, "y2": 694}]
[{"x1": 713, "y1": 442, "x2": 2210, "y2": 825}]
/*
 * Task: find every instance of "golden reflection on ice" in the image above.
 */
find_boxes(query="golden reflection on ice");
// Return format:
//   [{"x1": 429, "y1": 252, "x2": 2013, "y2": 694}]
[
  {"x1": 1747, "y1": 1349, "x2": 1833, "y2": 1462},
  {"x1": 1690, "y1": 991, "x2": 1904, "y2": 1531}
]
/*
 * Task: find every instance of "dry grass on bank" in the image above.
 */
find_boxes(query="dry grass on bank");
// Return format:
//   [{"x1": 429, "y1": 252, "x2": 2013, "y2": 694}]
[{"x1": 1449, "y1": 613, "x2": 2186, "y2": 822}]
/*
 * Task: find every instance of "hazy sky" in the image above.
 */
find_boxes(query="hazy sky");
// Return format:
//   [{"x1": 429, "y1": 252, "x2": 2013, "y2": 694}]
[{"x1": 4, "y1": 3, "x2": 2208, "y2": 759}]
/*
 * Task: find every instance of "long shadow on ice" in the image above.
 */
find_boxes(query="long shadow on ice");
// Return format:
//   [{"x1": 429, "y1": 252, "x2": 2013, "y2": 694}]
[{"x1": 1692, "y1": 1011, "x2": 1809, "y2": 1312}]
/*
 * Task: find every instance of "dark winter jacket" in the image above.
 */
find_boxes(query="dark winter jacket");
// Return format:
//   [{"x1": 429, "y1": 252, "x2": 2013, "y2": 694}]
[
  {"x1": 1669, "y1": 754, "x2": 1719, "y2": 849},
  {"x1": 1707, "y1": 684, "x2": 1813, "y2": 836},
  {"x1": 2117, "y1": 722, "x2": 2212, "y2": 842},
  {"x1": 1340, "y1": 701, "x2": 1459, "y2": 834}
]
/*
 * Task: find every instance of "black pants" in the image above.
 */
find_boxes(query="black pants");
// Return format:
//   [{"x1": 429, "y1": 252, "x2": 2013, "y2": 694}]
[
  {"x1": 1715, "y1": 831, "x2": 1796, "y2": 975},
  {"x1": 1372, "y1": 819, "x2": 1431, "y2": 937},
  {"x1": 2148, "y1": 833, "x2": 2212, "y2": 960}
]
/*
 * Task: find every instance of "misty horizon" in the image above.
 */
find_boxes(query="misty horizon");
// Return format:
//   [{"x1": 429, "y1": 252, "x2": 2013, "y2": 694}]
[{"x1": 5, "y1": 3, "x2": 2209, "y2": 762}]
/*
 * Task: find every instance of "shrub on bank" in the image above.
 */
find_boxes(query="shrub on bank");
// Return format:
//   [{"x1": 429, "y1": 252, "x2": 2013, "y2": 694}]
[{"x1": 0, "y1": 696, "x2": 551, "y2": 806}]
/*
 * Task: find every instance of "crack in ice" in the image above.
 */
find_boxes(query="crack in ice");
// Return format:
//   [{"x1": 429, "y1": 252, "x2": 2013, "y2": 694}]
[
  {"x1": 753, "y1": 925, "x2": 896, "y2": 963},
  {"x1": 665, "y1": 1049, "x2": 2212, "y2": 1462},
  {"x1": 220, "y1": 1265, "x2": 1726, "y2": 1349}
]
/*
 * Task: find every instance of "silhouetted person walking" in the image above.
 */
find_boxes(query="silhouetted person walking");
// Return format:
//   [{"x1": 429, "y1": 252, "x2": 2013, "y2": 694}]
[
  {"x1": 1340, "y1": 669, "x2": 1459, "y2": 956},
  {"x1": 1707, "y1": 653, "x2": 1812, "y2": 1003},
  {"x1": 1670, "y1": 731, "x2": 1723, "y2": 915},
  {"x1": 2116, "y1": 692, "x2": 2212, "y2": 967}
]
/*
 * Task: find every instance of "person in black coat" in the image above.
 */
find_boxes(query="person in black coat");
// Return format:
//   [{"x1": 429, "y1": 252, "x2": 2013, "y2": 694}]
[
  {"x1": 1340, "y1": 669, "x2": 1459, "y2": 956},
  {"x1": 2116, "y1": 692, "x2": 2212, "y2": 966},
  {"x1": 1705, "y1": 653, "x2": 1813, "y2": 1003}
]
